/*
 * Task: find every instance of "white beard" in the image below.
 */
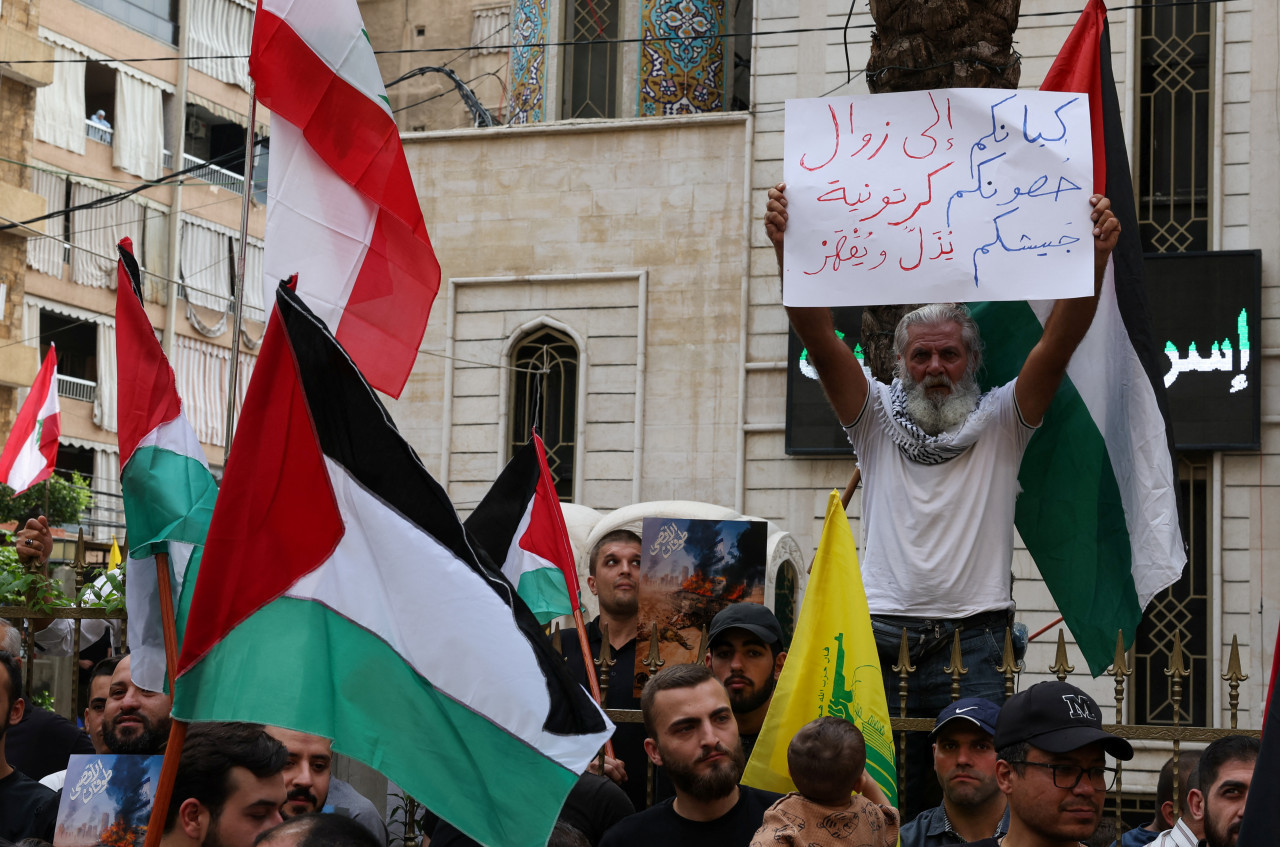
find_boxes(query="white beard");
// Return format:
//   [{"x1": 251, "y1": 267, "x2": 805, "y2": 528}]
[{"x1": 902, "y1": 373, "x2": 980, "y2": 436}]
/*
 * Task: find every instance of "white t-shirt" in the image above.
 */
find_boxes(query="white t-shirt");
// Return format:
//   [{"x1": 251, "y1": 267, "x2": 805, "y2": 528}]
[{"x1": 845, "y1": 377, "x2": 1036, "y2": 618}]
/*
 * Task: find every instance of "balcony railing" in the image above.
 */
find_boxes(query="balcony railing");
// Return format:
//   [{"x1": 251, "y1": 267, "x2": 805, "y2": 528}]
[
  {"x1": 56, "y1": 374, "x2": 97, "y2": 403},
  {"x1": 183, "y1": 152, "x2": 245, "y2": 194},
  {"x1": 85, "y1": 119, "x2": 113, "y2": 146}
]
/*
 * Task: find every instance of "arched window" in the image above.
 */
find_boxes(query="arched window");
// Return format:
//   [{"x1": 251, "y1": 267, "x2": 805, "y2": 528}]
[
  {"x1": 510, "y1": 327, "x2": 578, "y2": 500},
  {"x1": 774, "y1": 560, "x2": 799, "y2": 643}
]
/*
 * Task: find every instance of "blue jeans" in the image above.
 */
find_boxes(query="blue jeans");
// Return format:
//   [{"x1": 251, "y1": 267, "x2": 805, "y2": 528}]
[{"x1": 872, "y1": 611, "x2": 1028, "y2": 821}]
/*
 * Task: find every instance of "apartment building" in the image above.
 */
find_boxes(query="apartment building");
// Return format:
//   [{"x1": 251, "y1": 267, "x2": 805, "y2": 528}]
[{"x1": 4, "y1": 0, "x2": 269, "y2": 541}]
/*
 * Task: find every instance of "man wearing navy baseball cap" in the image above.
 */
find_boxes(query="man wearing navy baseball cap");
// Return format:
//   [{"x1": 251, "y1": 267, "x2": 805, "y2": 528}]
[
  {"x1": 901, "y1": 698, "x2": 1008, "y2": 847},
  {"x1": 963, "y1": 681, "x2": 1133, "y2": 847}
]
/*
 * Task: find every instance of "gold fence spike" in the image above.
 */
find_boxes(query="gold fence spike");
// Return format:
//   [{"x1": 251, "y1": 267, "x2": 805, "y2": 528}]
[
  {"x1": 1165, "y1": 630, "x2": 1189, "y2": 729},
  {"x1": 997, "y1": 626, "x2": 1022, "y2": 701},
  {"x1": 1108, "y1": 630, "x2": 1131, "y2": 724},
  {"x1": 1222, "y1": 635, "x2": 1248, "y2": 730},
  {"x1": 642, "y1": 622, "x2": 666, "y2": 674},
  {"x1": 1051, "y1": 629, "x2": 1074, "y2": 680},
  {"x1": 945, "y1": 628, "x2": 968, "y2": 701},
  {"x1": 892, "y1": 628, "x2": 914, "y2": 718}
]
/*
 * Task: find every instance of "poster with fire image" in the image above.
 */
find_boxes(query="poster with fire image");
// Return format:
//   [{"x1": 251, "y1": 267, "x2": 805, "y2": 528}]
[
  {"x1": 633, "y1": 517, "x2": 767, "y2": 695},
  {"x1": 54, "y1": 754, "x2": 163, "y2": 847}
]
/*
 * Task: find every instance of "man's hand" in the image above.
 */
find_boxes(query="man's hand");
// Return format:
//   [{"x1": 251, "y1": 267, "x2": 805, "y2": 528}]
[
  {"x1": 587, "y1": 754, "x2": 628, "y2": 785},
  {"x1": 15, "y1": 515, "x2": 52, "y2": 567},
  {"x1": 764, "y1": 182, "x2": 788, "y2": 272},
  {"x1": 1090, "y1": 193, "x2": 1121, "y2": 288}
]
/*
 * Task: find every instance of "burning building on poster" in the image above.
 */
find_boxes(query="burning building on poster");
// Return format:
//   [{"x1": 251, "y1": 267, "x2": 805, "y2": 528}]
[
  {"x1": 54, "y1": 754, "x2": 163, "y2": 847},
  {"x1": 634, "y1": 517, "x2": 767, "y2": 693}
]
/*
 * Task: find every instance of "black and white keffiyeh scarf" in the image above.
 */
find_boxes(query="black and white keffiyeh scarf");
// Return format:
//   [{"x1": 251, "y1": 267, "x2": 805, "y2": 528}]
[{"x1": 878, "y1": 378, "x2": 996, "y2": 465}]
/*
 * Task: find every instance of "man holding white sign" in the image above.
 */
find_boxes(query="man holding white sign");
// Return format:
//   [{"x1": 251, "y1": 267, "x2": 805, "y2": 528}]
[{"x1": 764, "y1": 178, "x2": 1117, "y2": 816}]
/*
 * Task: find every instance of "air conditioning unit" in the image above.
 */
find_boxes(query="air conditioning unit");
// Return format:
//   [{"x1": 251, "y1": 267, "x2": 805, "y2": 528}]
[{"x1": 186, "y1": 115, "x2": 208, "y2": 139}]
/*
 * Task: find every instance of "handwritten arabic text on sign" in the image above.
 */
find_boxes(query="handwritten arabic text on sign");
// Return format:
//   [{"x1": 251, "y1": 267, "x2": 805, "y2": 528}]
[{"x1": 782, "y1": 89, "x2": 1094, "y2": 307}]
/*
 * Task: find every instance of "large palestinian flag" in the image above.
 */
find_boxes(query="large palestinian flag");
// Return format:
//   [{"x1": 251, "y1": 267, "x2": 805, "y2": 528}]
[
  {"x1": 252, "y1": 0, "x2": 440, "y2": 398},
  {"x1": 972, "y1": 0, "x2": 1185, "y2": 675},
  {"x1": 172, "y1": 283, "x2": 612, "y2": 847},
  {"x1": 115, "y1": 238, "x2": 217, "y2": 693},
  {"x1": 465, "y1": 434, "x2": 580, "y2": 624}
]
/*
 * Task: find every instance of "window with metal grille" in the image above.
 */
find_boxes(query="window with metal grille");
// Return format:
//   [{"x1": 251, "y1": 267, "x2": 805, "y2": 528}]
[
  {"x1": 563, "y1": 0, "x2": 619, "y2": 119},
  {"x1": 1137, "y1": 0, "x2": 1212, "y2": 253},
  {"x1": 1133, "y1": 455, "x2": 1209, "y2": 726},
  {"x1": 510, "y1": 327, "x2": 578, "y2": 500}
]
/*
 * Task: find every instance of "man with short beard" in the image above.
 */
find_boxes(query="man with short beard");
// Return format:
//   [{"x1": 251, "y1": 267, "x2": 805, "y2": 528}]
[
  {"x1": 0, "y1": 650, "x2": 57, "y2": 841},
  {"x1": 264, "y1": 726, "x2": 388, "y2": 845},
  {"x1": 766, "y1": 186, "x2": 1121, "y2": 818},
  {"x1": 160, "y1": 722, "x2": 288, "y2": 847},
  {"x1": 599, "y1": 664, "x2": 782, "y2": 847},
  {"x1": 103, "y1": 653, "x2": 173, "y2": 755},
  {"x1": 1186, "y1": 735, "x2": 1257, "y2": 847},
  {"x1": 558, "y1": 529, "x2": 652, "y2": 810},
  {"x1": 900, "y1": 698, "x2": 1008, "y2": 847},
  {"x1": 705, "y1": 604, "x2": 787, "y2": 759}
]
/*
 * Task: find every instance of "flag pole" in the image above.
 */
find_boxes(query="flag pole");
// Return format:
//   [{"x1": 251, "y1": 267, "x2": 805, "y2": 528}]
[
  {"x1": 142, "y1": 551, "x2": 189, "y2": 847},
  {"x1": 223, "y1": 82, "x2": 259, "y2": 457}
]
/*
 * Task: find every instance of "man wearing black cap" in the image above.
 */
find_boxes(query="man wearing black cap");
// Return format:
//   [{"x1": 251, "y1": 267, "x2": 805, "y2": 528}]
[
  {"x1": 966, "y1": 681, "x2": 1134, "y2": 847},
  {"x1": 901, "y1": 697, "x2": 1008, "y2": 847},
  {"x1": 704, "y1": 604, "x2": 787, "y2": 760}
]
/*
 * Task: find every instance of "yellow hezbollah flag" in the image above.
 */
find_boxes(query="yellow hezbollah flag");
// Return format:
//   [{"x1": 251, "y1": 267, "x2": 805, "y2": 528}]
[
  {"x1": 742, "y1": 490, "x2": 897, "y2": 805},
  {"x1": 108, "y1": 535, "x2": 122, "y2": 571}
]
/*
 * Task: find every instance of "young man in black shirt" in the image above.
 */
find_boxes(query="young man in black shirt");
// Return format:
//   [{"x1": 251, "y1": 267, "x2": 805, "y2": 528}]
[
  {"x1": 599, "y1": 663, "x2": 781, "y2": 847},
  {"x1": 0, "y1": 650, "x2": 57, "y2": 842}
]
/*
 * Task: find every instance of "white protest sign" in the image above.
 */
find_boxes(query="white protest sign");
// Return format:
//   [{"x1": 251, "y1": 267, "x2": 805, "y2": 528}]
[{"x1": 782, "y1": 88, "x2": 1094, "y2": 307}]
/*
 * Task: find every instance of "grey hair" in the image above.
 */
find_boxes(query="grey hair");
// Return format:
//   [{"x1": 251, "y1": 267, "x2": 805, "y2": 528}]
[
  {"x1": 893, "y1": 303, "x2": 984, "y2": 380},
  {"x1": 0, "y1": 621, "x2": 20, "y2": 656}
]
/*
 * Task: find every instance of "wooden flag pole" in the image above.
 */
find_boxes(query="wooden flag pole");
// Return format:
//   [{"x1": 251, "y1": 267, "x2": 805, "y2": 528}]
[
  {"x1": 571, "y1": 607, "x2": 615, "y2": 759},
  {"x1": 142, "y1": 552, "x2": 189, "y2": 847}
]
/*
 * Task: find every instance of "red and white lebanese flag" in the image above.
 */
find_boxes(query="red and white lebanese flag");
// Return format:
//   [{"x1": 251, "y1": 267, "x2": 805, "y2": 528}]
[
  {"x1": 251, "y1": 0, "x2": 441, "y2": 398},
  {"x1": 464, "y1": 434, "x2": 581, "y2": 624},
  {"x1": 0, "y1": 346, "x2": 61, "y2": 495}
]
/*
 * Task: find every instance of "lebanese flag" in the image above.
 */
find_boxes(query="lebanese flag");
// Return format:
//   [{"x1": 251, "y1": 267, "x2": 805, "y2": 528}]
[
  {"x1": 464, "y1": 434, "x2": 581, "y2": 624},
  {"x1": 116, "y1": 238, "x2": 219, "y2": 692},
  {"x1": 173, "y1": 282, "x2": 612, "y2": 847},
  {"x1": 251, "y1": 0, "x2": 441, "y2": 398},
  {"x1": 971, "y1": 0, "x2": 1184, "y2": 674},
  {"x1": 0, "y1": 346, "x2": 60, "y2": 495}
]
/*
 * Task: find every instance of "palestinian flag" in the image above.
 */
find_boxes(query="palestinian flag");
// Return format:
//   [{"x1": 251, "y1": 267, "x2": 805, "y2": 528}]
[
  {"x1": 0, "y1": 345, "x2": 60, "y2": 496},
  {"x1": 1237, "y1": 623, "x2": 1279, "y2": 847},
  {"x1": 172, "y1": 283, "x2": 613, "y2": 847},
  {"x1": 252, "y1": 0, "x2": 440, "y2": 398},
  {"x1": 115, "y1": 237, "x2": 218, "y2": 693},
  {"x1": 972, "y1": 0, "x2": 1184, "y2": 675},
  {"x1": 464, "y1": 434, "x2": 580, "y2": 624},
  {"x1": 743, "y1": 491, "x2": 897, "y2": 805}
]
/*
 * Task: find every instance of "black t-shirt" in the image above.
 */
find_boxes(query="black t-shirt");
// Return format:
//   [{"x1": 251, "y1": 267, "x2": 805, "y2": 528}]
[
  {"x1": 599, "y1": 786, "x2": 783, "y2": 847},
  {"x1": 4, "y1": 704, "x2": 94, "y2": 780},
  {"x1": 558, "y1": 619, "x2": 649, "y2": 811},
  {"x1": 0, "y1": 769, "x2": 58, "y2": 841},
  {"x1": 430, "y1": 773, "x2": 634, "y2": 847}
]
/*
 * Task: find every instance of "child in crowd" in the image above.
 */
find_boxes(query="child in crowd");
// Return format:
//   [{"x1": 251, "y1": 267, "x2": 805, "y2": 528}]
[{"x1": 749, "y1": 716, "x2": 900, "y2": 847}]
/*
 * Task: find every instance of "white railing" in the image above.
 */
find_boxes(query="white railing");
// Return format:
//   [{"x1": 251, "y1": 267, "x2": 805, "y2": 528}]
[
  {"x1": 182, "y1": 152, "x2": 244, "y2": 194},
  {"x1": 56, "y1": 374, "x2": 97, "y2": 403},
  {"x1": 163, "y1": 149, "x2": 173, "y2": 170},
  {"x1": 85, "y1": 119, "x2": 113, "y2": 146}
]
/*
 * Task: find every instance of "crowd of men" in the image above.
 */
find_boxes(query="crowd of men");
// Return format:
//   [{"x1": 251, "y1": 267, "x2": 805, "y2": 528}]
[{"x1": 0, "y1": 187, "x2": 1267, "y2": 847}]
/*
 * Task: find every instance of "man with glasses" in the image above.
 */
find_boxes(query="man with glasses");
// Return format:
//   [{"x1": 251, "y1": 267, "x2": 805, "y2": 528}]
[{"x1": 962, "y1": 681, "x2": 1133, "y2": 847}]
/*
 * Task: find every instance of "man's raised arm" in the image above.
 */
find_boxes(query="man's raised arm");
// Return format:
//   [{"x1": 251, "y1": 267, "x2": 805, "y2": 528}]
[
  {"x1": 1014, "y1": 193, "x2": 1121, "y2": 426},
  {"x1": 767, "y1": 182, "x2": 869, "y2": 426}
]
